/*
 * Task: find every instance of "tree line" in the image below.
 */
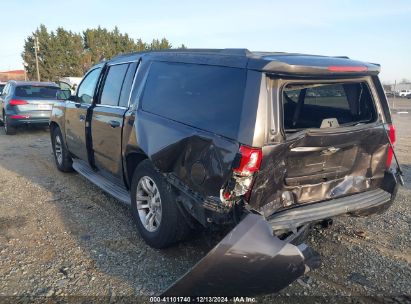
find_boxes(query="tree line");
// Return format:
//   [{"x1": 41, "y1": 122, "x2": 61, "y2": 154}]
[{"x1": 22, "y1": 24, "x2": 186, "y2": 81}]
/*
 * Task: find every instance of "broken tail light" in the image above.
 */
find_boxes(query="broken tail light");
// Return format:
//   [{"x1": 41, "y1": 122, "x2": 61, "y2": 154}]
[
  {"x1": 9, "y1": 99, "x2": 28, "y2": 106},
  {"x1": 385, "y1": 124, "x2": 396, "y2": 169},
  {"x1": 233, "y1": 146, "x2": 262, "y2": 176},
  {"x1": 222, "y1": 146, "x2": 262, "y2": 203}
]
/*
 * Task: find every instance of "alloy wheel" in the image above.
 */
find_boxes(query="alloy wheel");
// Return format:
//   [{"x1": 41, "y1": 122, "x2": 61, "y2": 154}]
[{"x1": 136, "y1": 176, "x2": 162, "y2": 232}]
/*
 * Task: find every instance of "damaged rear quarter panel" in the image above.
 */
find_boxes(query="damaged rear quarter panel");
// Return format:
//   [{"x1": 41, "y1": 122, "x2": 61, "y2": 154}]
[{"x1": 132, "y1": 110, "x2": 240, "y2": 197}]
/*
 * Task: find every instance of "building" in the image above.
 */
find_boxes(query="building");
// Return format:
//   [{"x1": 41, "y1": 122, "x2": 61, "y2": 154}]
[
  {"x1": 391, "y1": 82, "x2": 411, "y2": 92},
  {"x1": 0, "y1": 70, "x2": 25, "y2": 82}
]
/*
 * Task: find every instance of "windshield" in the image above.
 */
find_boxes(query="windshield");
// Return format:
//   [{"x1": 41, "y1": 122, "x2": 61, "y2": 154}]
[{"x1": 15, "y1": 85, "x2": 60, "y2": 99}]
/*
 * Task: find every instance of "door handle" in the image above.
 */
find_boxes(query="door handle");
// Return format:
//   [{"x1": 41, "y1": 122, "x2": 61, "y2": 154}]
[
  {"x1": 74, "y1": 102, "x2": 81, "y2": 108},
  {"x1": 79, "y1": 114, "x2": 86, "y2": 121},
  {"x1": 109, "y1": 120, "x2": 120, "y2": 128}
]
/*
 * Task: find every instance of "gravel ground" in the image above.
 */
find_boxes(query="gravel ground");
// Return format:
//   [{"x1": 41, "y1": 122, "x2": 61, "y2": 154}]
[{"x1": 0, "y1": 101, "x2": 410, "y2": 303}]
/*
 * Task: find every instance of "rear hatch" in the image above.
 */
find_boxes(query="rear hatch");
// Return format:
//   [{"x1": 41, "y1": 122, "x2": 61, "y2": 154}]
[
  {"x1": 12, "y1": 85, "x2": 59, "y2": 116},
  {"x1": 250, "y1": 76, "x2": 393, "y2": 216}
]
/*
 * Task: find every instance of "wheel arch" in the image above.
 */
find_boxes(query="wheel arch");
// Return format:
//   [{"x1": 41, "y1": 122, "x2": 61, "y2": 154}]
[{"x1": 124, "y1": 151, "x2": 149, "y2": 189}]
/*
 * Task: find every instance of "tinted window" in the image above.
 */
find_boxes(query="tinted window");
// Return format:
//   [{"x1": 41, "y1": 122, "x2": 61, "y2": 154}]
[
  {"x1": 282, "y1": 82, "x2": 376, "y2": 130},
  {"x1": 0, "y1": 84, "x2": 5, "y2": 93},
  {"x1": 77, "y1": 68, "x2": 101, "y2": 104},
  {"x1": 119, "y1": 62, "x2": 138, "y2": 107},
  {"x1": 141, "y1": 62, "x2": 246, "y2": 139},
  {"x1": 14, "y1": 85, "x2": 60, "y2": 99},
  {"x1": 100, "y1": 64, "x2": 129, "y2": 106}
]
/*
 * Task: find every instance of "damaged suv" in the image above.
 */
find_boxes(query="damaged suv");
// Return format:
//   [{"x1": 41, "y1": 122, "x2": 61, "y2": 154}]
[{"x1": 50, "y1": 49, "x2": 402, "y2": 296}]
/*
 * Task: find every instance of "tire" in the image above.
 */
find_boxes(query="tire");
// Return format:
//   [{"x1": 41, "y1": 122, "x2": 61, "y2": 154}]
[
  {"x1": 3, "y1": 112, "x2": 16, "y2": 135},
  {"x1": 130, "y1": 160, "x2": 190, "y2": 248},
  {"x1": 51, "y1": 126, "x2": 73, "y2": 172}
]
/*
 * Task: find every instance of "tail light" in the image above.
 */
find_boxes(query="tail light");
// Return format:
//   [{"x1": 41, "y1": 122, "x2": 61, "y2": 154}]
[
  {"x1": 233, "y1": 146, "x2": 262, "y2": 176},
  {"x1": 9, "y1": 115, "x2": 30, "y2": 119},
  {"x1": 222, "y1": 145, "x2": 262, "y2": 203},
  {"x1": 9, "y1": 99, "x2": 28, "y2": 106},
  {"x1": 386, "y1": 124, "x2": 396, "y2": 169}
]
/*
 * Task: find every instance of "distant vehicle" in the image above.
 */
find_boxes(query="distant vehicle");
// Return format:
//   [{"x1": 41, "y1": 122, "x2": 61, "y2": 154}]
[
  {"x1": 399, "y1": 89, "x2": 411, "y2": 97},
  {"x1": 0, "y1": 81, "x2": 63, "y2": 135},
  {"x1": 385, "y1": 91, "x2": 398, "y2": 98}
]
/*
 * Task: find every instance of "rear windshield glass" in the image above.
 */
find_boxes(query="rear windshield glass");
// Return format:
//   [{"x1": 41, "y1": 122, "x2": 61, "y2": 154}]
[
  {"x1": 282, "y1": 82, "x2": 377, "y2": 131},
  {"x1": 141, "y1": 62, "x2": 246, "y2": 139},
  {"x1": 15, "y1": 85, "x2": 60, "y2": 99}
]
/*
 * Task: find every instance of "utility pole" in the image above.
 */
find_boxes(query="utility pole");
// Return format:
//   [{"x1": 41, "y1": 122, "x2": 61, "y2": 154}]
[{"x1": 34, "y1": 36, "x2": 40, "y2": 81}]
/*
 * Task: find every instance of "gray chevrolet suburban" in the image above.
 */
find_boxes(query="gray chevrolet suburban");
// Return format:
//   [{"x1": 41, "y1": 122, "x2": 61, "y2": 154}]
[{"x1": 49, "y1": 49, "x2": 402, "y2": 296}]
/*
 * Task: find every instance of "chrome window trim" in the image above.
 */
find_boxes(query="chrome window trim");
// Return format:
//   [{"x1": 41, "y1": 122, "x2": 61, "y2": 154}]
[
  {"x1": 94, "y1": 104, "x2": 128, "y2": 110},
  {"x1": 127, "y1": 59, "x2": 142, "y2": 108}
]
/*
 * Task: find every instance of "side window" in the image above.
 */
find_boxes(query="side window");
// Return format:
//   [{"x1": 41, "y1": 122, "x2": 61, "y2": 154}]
[
  {"x1": 141, "y1": 62, "x2": 246, "y2": 139},
  {"x1": 119, "y1": 62, "x2": 138, "y2": 107},
  {"x1": 100, "y1": 64, "x2": 129, "y2": 106},
  {"x1": 77, "y1": 68, "x2": 101, "y2": 104}
]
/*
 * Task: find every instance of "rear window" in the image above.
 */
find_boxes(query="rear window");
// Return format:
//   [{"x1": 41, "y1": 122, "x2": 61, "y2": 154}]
[
  {"x1": 15, "y1": 85, "x2": 60, "y2": 99},
  {"x1": 141, "y1": 62, "x2": 246, "y2": 139},
  {"x1": 282, "y1": 82, "x2": 377, "y2": 131}
]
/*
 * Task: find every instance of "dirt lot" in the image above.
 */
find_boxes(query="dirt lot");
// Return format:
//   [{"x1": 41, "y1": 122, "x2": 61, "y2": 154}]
[{"x1": 0, "y1": 98, "x2": 410, "y2": 303}]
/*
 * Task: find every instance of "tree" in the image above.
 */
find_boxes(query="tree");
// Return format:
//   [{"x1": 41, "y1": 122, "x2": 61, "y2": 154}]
[{"x1": 22, "y1": 25, "x2": 183, "y2": 81}]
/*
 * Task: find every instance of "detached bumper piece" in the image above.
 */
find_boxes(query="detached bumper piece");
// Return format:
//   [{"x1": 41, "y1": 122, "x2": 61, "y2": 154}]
[
  {"x1": 269, "y1": 188, "x2": 391, "y2": 231},
  {"x1": 163, "y1": 214, "x2": 319, "y2": 297}
]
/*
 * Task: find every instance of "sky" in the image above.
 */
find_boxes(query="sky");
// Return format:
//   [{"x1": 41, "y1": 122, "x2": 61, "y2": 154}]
[{"x1": 0, "y1": 0, "x2": 410, "y2": 83}]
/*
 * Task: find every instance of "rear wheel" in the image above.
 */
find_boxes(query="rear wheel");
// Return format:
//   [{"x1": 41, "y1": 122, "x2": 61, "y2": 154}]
[
  {"x1": 3, "y1": 112, "x2": 16, "y2": 135},
  {"x1": 51, "y1": 127, "x2": 73, "y2": 172},
  {"x1": 130, "y1": 160, "x2": 190, "y2": 248}
]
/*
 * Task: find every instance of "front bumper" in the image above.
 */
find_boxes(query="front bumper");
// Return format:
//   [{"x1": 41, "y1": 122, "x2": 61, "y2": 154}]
[{"x1": 163, "y1": 214, "x2": 320, "y2": 297}]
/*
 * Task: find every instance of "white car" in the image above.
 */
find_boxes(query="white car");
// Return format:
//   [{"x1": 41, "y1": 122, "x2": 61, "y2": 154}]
[{"x1": 399, "y1": 89, "x2": 411, "y2": 97}]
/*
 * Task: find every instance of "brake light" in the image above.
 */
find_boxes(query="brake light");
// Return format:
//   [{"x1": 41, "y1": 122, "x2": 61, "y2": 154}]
[
  {"x1": 327, "y1": 66, "x2": 368, "y2": 72},
  {"x1": 386, "y1": 124, "x2": 396, "y2": 169},
  {"x1": 9, "y1": 99, "x2": 28, "y2": 106},
  {"x1": 233, "y1": 146, "x2": 262, "y2": 176},
  {"x1": 9, "y1": 115, "x2": 30, "y2": 119}
]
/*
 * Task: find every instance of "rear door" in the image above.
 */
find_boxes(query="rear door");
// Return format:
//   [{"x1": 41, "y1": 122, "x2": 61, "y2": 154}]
[
  {"x1": 91, "y1": 61, "x2": 138, "y2": 178},
  {"x1": 65, "y1": 67, "x2": 102, "y2": 161}
]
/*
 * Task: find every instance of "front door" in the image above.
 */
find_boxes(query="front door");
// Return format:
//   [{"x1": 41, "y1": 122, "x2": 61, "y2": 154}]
[
  {"x1": 91, "y1": 62, "x2": 138, "y2": 178},
  {"x1": 65, "y1": 67, "x2": 102, "y2": 161}
]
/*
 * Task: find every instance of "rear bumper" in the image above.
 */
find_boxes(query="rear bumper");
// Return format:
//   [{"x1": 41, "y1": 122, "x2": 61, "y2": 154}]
[
  {"x1": 268, "y1": 170, "x2": 399, "y2": 231},
  {"x1": 7, "y1": 116, "x2": 50, "y2": 127},
  {"x1": 163, "y1": 214, "x2": 320, "y2": 297}
]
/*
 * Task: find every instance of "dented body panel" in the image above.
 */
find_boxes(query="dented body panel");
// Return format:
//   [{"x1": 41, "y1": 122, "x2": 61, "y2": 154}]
[{"x1": 250, "y1": 124, "x2": 391, "y2": 216}]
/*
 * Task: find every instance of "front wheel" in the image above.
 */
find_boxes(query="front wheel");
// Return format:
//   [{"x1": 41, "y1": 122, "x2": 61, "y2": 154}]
[
  {"x1": 130, "y1": 160, "x2": 190, "y2": 248},
  {"x1": 51, "y1": 127, "x2": 73, "y2": 172}
]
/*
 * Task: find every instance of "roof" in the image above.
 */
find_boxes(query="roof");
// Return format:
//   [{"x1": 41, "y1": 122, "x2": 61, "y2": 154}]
[
  {"x1": 110, "y1": 48, "x2": 381, "y2": 76},
  {"x1": 8, "y1": 80, "x2": 59, "y2": 87}
]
